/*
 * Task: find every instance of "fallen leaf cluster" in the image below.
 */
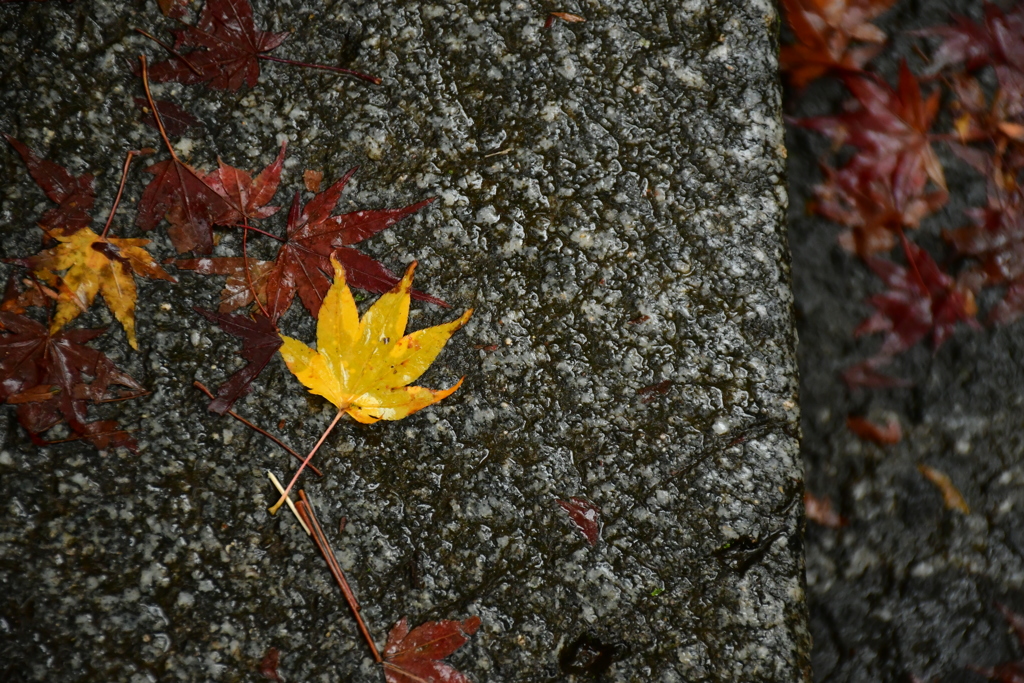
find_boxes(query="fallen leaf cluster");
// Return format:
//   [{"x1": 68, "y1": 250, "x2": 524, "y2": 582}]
[
  {"x1": 2, "y1": 2, "x2": 484, "y2": 679},
  {"x1": 785, "y1": 1, "x2": 1024, "y2": 391},
  {"x1": 785, "y1": 3, "x2": 1020, "y2": 539}
]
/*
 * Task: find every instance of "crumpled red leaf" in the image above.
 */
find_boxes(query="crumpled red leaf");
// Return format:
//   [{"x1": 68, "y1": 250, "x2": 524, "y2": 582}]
[
  {"x1": 780, "y1": 0, "x2": 897, "y2": 88},
  {"x1": 194, "y1": 307, "x2": 281, "y2": 414},
  {"x1": 856, "y1": 237, "x2": 978, "y2": 357},
  {"x1": 557, "y1": 497, "x2": 601, "y2": 546},
  {"x1": 0, "y1": 311, "x2": 143, "y2": 451},
  {"x1": 5, "y1": 134, "x2": 95, "y2": 235},
  {"x1": 791, "y1": 62, "x2": 946, "y2": 192},
  {"x1": 382, "y1": 616, "x2": 482, "y2": 683}
]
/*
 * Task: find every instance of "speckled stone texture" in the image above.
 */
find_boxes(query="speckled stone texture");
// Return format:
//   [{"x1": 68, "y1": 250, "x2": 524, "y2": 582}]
[{"x1": 0, "y1": 1, "x2": 806, "y2": 681}]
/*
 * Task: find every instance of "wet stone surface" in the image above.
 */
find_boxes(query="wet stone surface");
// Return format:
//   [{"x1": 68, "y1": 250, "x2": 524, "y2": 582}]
[{"x1": 0, "y1": 1, "x2": 806, "y2": 681}]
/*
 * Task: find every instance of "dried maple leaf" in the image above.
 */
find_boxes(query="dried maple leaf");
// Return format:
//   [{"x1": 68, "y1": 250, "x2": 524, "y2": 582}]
[
  {"x1": 5, "y1": 134, "x2": 95, "y2": 235},
  {"x1": 279, "y1": 256, "x2": 471, "y2": 424},
  {"x1": 157, "y1": 0, "x2": 188, "y2": 19},
  {"x1": 846, "y1": 414, "x2": 902, "y2": 444},
  {"x1": 856, "y1": 237, "x2": 977, "y2": 357},
  {"x1": 0, "y1": 312, "x2": 143, "y2": 451},
  {"x1": 204, "y1": 141, "x2": 286, "y2": 226},
  {"x1": 21, "y1": 226, "x2": 175, "y2": 349},
  {"x1": 946, "y1": 76, "x2": 1024, "y2": 156},
  {"x1": 792, "y1": 62, "x2": 946, "y2": 192},
  {"x1": 812, "y1": 163, "x2": 948, "y2": 257},
  {"x1": 557, "y1": 497, "x2": 601, "y2": 546},
  {"x1": 134, "y1": 97, "x2": 202, "y2": 138},
  {"x1": 258, "y1": 646, "x2": 282, "y2": 682},
  {"x1": 263, "y1": 173, "x2": 444, "y2": 321},
  {"x1": 382, "y1": 615, "x2": 482, "y2": 683},
  {"x1": 780, "y1": 0, "x2": 897, "y2": 88},
  {"x1": 194, "y1": 307, "x2": 281, "y2": 414},
  {"x1": 917, "y1": 464, "x2": 970, "y2": 514},
  {"x1": 145, "y1": 0, "x2": 379, "y2": 91},
  {"x1": 841, "y1": 356, "x2": 912, "y2": 389}
]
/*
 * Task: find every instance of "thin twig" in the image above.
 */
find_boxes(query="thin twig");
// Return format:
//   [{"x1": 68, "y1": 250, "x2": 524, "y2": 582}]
[
  {"x1": 267, "y1": 471, "x2": 310, "y2": 535},
  {"x1": 193, "y1": 381, "x2": 322, "y2": 476},
  {"x1": 100, "y1": 150, "x2": 144, "y2": 239},
  {"x1": 270, "y1": 410, "x2": 344, "y2": 514},
  {"x1": 295, "y1": 491, "x2": 382, "y2": 663},
  {"x1": 134, "y1": 28, "x2": 203, "y2": 76}
]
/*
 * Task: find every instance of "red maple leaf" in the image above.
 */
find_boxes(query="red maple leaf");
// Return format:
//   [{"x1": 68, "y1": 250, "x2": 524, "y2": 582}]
[
  {"x1": 0, "y1": 311, "x2": 144, "y2": 451},
  {"x1": 792, "y1": 62, "x2": 946, "y2": 192},
  {"x1": 914, "y1": 3, "x2": 1024, "y2": 74},
  {"x1": 145, "y1": 0, "x2": 379, "y2": 91},
  {"x1": 194, "y1": 307, "x2": 281, "y2": 414},
  {"x1": 556, "y1": 497, "x2": 601, "y2": 546},
  {"x1": 855, "y1": 236, "x2": 978, "y2": 357},
  {"x1": 812, "y1": 163, "x2": 948, "y2": 257},
  {"x1": 382, "y1": 616, "x2": 482, "y2": 683},
  {"x1": 780, "y1": 0, "x2": 897, "y2": 88},
  {"x1": 135, "y1": 56, "x2": 229, "y2": 254},
  {"x1": 203, "y1": 141, "x2": 286, "y2": 226},
  {"x1": 946, "y1": 76, "x2": 1024, "y2": 157},
  {"x1": 5, "y1": 134, "x2": 95, "y2": 235},
  {"x1": 179, "y1": 171, "x2": 446, "y2": 321},
  {"x1": 944, "y1": 179, "x2": 1024, "y2": 324}
]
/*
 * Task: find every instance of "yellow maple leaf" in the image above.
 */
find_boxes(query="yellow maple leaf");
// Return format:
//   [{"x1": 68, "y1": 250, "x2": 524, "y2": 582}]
[
  {"x1": 28, "y1": 226, "x2": 175, "y2": 349},
  {"x1": 279, "y1": 256, "x2": 472, "y2": 424}
]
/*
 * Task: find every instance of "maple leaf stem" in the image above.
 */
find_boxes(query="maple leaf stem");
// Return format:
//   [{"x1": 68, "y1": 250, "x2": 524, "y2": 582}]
[
  {"x1": 295, "y1": 491, "x2": 383, "y2": 663},
  {"x1": 100, "y1": 150, "x2": 143, "y2": 239},
  {"x1": 193, "y1": 381, "x2": 323, "y2": 476},
  {"x1": 256, "y1": 54, "x2": 381, "y2": 85},
  {"x1": 221, "y1": 222, "x2": 286, "y2": 242},
  {"x1": 138, "y1": 55, "x2": 179, "y2": 163},
  {"x1": 270, "y1": 409, "x2": 344, "y2": 514},
  {"x1": 134, "y1": 28, "x2": 204, "y2": 77},
  {"x1": 242, "y1": 220, "x2": 271, "y2": 319}
]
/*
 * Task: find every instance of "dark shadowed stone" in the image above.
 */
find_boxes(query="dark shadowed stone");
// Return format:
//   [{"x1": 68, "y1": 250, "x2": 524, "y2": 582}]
[{"x1": 0, "y1": 1, "x2": 807, "y2": 680}]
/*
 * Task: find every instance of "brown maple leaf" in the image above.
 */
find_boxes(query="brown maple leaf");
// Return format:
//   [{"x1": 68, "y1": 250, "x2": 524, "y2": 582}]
[
  {"x1": 382, "y1": 616, "x2": 482, "y2": 683},
  {"x1": 780, "y1": 0, "x2": 897, "y2": 88},
  {"x1": 145, "y1": 0, "x2": 379, "y2": 91},
  {"x1": 0, "y1": 312, "x2": 144, "y2": 451},
  {"x1": 5, "y1": 134, "x2": 95, "y2": 235},
  {"x1": 792, "y1": 61, "x2": 946, "y2": 192}
]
